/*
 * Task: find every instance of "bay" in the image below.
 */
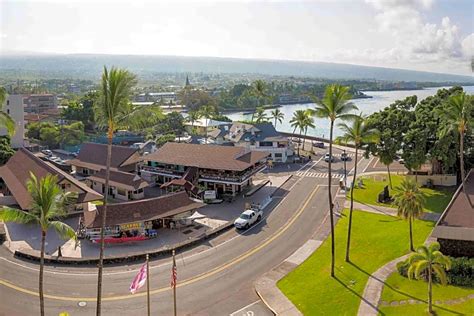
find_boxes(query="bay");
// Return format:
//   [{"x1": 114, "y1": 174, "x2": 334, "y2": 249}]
[{"x1": 227, "y1": 85, "x2": 474, "y2": 138}]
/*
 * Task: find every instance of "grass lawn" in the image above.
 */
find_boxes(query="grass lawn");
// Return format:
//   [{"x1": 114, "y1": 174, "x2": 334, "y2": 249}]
[
  {"x1": 277, "y1": 210, "x2": 434, "y2": 316},
  {"x1": 351, "y1": 174, "x2": 454, "y2": 213},
  {"x1": 380, "y1": 272, "x2": 474, "y2": 315}
]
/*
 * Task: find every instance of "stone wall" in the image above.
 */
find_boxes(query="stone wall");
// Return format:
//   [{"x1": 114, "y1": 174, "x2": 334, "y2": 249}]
[{"x1": 406, "y1": 174, "x2": 457, "y2": 187}]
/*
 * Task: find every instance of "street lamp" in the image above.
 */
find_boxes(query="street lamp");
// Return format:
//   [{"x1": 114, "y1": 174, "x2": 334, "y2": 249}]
[{"x1": 343, "y1": 149, "x2": 347, "y2": 190}]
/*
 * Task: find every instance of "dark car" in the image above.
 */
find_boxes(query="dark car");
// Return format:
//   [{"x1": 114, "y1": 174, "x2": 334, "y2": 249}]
[
  {"x1": 313, "y1": 141, "x2": 325, "y2": 148},
  {"x1": 340, "y1": 152, "x2": 350, "y2": 161}
]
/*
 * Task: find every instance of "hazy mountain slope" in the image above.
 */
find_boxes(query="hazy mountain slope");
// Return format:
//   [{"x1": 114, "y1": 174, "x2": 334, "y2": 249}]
[{"x1": 1, "y1": 54, "x2": 473, "y2": 82}]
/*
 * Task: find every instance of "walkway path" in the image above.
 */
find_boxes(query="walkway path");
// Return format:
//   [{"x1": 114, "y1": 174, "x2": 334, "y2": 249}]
[
  {"x1": 344, "y1": 200, "x2": 442, "y2": 222},
  {"x1": 357, "y1": 254, "x2": 410, "y2": 316}
]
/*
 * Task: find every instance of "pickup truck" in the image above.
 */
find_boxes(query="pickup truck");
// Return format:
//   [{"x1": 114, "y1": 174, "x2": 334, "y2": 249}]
[{"x1": 234, "y1": 206, "x2": 263, "y2": 230}]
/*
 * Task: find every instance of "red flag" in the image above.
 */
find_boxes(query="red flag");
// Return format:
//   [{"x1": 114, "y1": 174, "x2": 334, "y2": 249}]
[
  {"x1": 130, "y1": 263, "x2": 147, "y2": 294},
  {"x1": 170, "y1": 261, "x2": 177, "y2": 288}
]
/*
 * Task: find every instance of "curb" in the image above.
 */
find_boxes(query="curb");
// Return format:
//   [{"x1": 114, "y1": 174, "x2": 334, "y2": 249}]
[{"x1": 13, "y1": 221, "x2": 235, "y2": 265}]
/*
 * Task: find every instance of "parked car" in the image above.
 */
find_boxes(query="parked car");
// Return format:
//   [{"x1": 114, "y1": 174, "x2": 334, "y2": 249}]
[
  {"x1": 234, "y1": 208, "x2": 263, "y2": 230},
  {"x1": 340, "y1": 152, "x2": 350, "y2": 161},
  {"x1": 398, "y1": 159, "x2": 405, "y2": 164},
  {"x1": 41, "y1": 149, "x2": 52, "y2": 156},
  {"x1": 312, "y1": 141, "x2": 325, "y2": 148},
  {"x1": 324, "y1": 153, "x2": 334, "y2": 162}
]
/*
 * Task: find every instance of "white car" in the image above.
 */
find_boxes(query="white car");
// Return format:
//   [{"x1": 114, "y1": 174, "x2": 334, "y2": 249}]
[
  {"x1": 324, "y1": 153, "x2": 335, "y2": 162},
  {"x1": 234, "y1": 209, "x2": 262, "y2": 230}
]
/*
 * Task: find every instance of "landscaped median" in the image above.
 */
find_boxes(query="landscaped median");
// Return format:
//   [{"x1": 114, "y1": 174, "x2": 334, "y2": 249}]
[
  {"x1": 379, "y1": 265, "x2": 474, "y2": 315},
  {"x1": 277, "y1": 210, "x2": 434, "y2": 315},
  {"x1": 351, "y1": 174, "x2": 454, "y2": 213}
]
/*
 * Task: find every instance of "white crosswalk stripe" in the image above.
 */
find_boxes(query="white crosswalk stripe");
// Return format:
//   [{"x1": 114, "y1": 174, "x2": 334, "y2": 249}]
[{"x1": 296, "y1": 171, "x2": 344, "y2": 178}]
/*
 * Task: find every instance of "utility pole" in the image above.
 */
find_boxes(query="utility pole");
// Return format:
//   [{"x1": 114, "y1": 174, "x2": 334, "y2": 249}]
[
  {"x1": 146, "y1": 254, "x2": 150, "y2": 316},
  {"x1": 172, "y1": 249, "x2": 177, "y2": 316}
]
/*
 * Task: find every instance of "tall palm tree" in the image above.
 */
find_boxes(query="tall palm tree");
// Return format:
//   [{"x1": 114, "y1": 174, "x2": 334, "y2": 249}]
[
  {"x1": 408, "y1": 242, "x2": 451, "y2": 314},
  {"x1": 302, "y1": 111, "x2": 315, "y2": 152},
  {"x1": 0, "y1": 173, "x2": 76, "y2": 316},
  {"x1": 336, "y1": 114, "x2": 379, "y2": 262},
  {"x1": 0, "y1": 86, "x2": 15, "y2": 137},
  {"x1": 438, "y1": 92, "x2": 472, "y2": 208},
  {"x1": 187, "y1": 110, "x2": 201, "y2": 135},
  {"x1": 393, "y1": 178, "x2": 425, "y2": 252},
  {"x1": 93, "y1": 66, "x2": 137, "y2": 316},
  {"x1": 255, "y1": 106, "x2": 268, "y2": 123},
  {"x1": 313, "y1": 84, "x2": 358, "y2": 277},
  {"x1": 199, "y1": 104, "x2": 216, "y2": 144},
  {"x1": 270, "y1": 108, "x2": 284, "y2": 129},
  {"x1": 251, "y1": 80, "x2": 267, "y2": 122},
  {"x1": 290, "y1": 109, "x2": 308, "y2": 156}
]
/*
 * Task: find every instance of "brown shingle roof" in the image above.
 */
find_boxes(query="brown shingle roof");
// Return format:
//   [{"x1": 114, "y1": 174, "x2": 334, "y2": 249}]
[
  {"x1": 88, "y1": 169, "x2": 148, "y2": 191},
  {"x1": 0, "y1": 148, "x2": 102, "y2": 210},
  {"x1": 83, "y1": 191, "x2": 204, "y2": 228},
  {"x1": 69, "y1": 143, "x2": 142, "y2": 171},
  {"x1": 145, "y1": 142, "x2": 269, "y2": 171},
  {"x1": 432, "y1": 169, "x2": 474, "y2": 241}
]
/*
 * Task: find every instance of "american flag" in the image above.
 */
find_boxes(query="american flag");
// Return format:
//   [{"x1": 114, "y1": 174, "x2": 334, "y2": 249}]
[
  {"x1": 170, "y1": 260, "x2": 177, "y2": 288},
  {"x1": 129, "y1": 263, "x2": 147, "y2": 294}
]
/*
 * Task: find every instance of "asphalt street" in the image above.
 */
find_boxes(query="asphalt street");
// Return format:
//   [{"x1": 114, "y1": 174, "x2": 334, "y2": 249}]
[{"x1": 0, "y1": 148, "x2": 367, "y2": 316}]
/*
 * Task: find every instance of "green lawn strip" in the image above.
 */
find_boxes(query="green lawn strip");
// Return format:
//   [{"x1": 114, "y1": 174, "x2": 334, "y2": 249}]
[
  {"x1": 379, "y1": 299, "x2": 474, "y2": 316},
  {"x1": 379, "y1": 272, "x2": 474, "y2": 315},
  {"x1": 350, "y1": 174, "x2": 454, "y2": 213},
  {"x1": 277, "y1": 210, "x2": 434, "y2": 315}
]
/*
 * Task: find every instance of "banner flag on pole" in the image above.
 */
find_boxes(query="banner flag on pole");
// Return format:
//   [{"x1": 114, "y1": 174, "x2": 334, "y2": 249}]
[
  {"x1": 170, "y1": 258, "x2": 177, "y2": 288},
  {"x1": 130, "y1": 263, "x2": 147, "y2": 294}
]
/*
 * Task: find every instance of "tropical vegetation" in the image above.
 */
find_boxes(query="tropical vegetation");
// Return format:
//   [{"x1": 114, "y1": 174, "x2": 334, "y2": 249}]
[
  {"x1": 0, "y1": 86, "x2": 15, "y2": 137},
  {"x1": 336, "y1": 114, "x2": 379, "y2": 262},
  {"x1": 0, "y1": 173, "x2": 77, "y2": 316},
  {"x1": 312, "y1": 84, "x2": 358, "y2": 277},
  {"x1": 407, "y1": 243, "x2": 452, "y2": 314}
]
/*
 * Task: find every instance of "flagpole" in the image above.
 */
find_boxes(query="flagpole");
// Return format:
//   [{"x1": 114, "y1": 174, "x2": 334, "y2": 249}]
[
  {"x1": 172, "y1": 249, "x2": 177, "y2": 316},
  {"x1": 146, "y1": 254, "x2": 150, "y2": 316}
]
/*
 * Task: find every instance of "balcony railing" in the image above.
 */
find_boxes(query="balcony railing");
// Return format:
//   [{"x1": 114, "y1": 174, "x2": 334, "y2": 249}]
[{"x1": 141, "y1": 165, "x2": 183, "y2": 176}]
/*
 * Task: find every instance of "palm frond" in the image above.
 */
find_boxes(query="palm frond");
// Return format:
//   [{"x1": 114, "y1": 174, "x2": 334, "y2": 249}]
[
  {"x1": 50, "y1": 220, "x2": 77, "y2": 241},
  {"x1": 0, "y1": 207, "x2": 39, "y2": 224}
]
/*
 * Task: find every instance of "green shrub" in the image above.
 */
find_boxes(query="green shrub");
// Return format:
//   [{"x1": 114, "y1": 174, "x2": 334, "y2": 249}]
[{"x1": 397, "y1": 256, "x2": 474, "y2": 287}]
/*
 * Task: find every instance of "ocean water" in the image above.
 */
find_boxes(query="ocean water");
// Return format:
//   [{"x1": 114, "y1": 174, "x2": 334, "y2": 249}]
[{"x1": 227, "y1": 85, "x2": 474, "y2": 138}]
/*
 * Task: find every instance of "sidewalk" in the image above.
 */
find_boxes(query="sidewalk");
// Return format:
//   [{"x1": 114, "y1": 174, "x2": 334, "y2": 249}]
[
  {"x1": 255, "y1": 193, "x2": 346, "y2": 315},
  {"x1": 344, "y1": 200, "x2": 442, "y2": 222}
]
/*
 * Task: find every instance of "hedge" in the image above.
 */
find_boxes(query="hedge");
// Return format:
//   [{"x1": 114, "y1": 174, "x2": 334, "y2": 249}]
[{"x1": 396, "y1": 256, "x2": 474, "y2": 287}]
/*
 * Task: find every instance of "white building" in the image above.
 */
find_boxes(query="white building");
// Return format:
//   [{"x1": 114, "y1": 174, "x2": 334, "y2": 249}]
[
  {"x1": 209, "y1": 122, "x2": 294, "y2": 163},
  {"x1": 136, "y1": 92, "x2": 177, "y2": 104},
  {"x1": 1, "y1": 95, "x2": 25, "y2": 148}
]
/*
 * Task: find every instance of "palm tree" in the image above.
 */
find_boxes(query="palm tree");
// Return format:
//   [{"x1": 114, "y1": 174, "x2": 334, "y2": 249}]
[
  {"x1": 93, "y1": 66, "x2": 137, "y2": 316},
  {"x1": 0, "y1": 86, "x2": 15, "y2": 137},
  {"x1": 438, "y1": 92, "x2": 472, "y2": 208},
  {"x1": 290, "y1": 110, "x2": 308, "y2": 156},
  {"x1": 187, "y1": 110, "x2": 201, "y2": 135},
  {"x1": 393, "y1": 178, "x2": 425, "y2": 252},
  {"x1": 336, "y1": 114, "x2": 379, "y2": 262},
  {"x1": 270, "y1": 108, "x2": 284, "y2": 129},
  {"x1": 0, "y1": 173, "x2": 76, "y2": 316},
  {"x1": 199, "y1": 104, "x2": 216, "y2": 144},
  {"x1": 302, "y1": 111, "x2": 315, "y2": 152},
  {"x1": 255, "y1": 106, "x2": 268, "y2": 123},
  {"x1": 408, "y1": 242, "x2": 451, "y2": 314},
  {"x1": 313, "y1": 84, "x2": 358, "y2": 277},
  {"x1": 251, "y1": 80, "x2": 267, "y2": 122}
]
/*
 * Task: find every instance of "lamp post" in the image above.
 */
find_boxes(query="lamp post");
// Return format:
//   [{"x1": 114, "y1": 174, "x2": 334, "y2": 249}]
[{"x1": 343, "y1": 149, "x2": 347, "y2": 190}]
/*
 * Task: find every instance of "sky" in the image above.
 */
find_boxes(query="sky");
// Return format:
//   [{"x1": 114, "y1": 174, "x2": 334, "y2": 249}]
[{"x1": 1, "y1": 0, "x2": 473, "y2": 75}]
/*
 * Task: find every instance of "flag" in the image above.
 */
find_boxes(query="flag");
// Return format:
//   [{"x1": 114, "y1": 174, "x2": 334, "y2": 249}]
[
  {"x1": 130, "y1": 263, "x2": 147, "y2": 294},
  {"x1": 170, "y1": 260, "x2": 177, "y2": 288}
]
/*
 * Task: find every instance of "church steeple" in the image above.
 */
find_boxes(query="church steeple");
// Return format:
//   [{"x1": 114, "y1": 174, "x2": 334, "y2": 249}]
[{"x1": 185, "y1": 75, "x2": 191, "y2": 87}]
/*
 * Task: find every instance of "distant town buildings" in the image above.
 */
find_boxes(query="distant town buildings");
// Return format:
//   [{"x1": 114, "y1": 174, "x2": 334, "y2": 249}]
[
  {"x1": 135, "y1": 92, "x2": 177, "y2": 104},
  {"x1": 1, "y1": 95, "x2": 25, "y2": 148},
  {"x1": 23, "y1": 94, "x2": 58, "y2": 114},
  {"x1": 209, "y1": 122, "x2": 294, "y2": 163}
]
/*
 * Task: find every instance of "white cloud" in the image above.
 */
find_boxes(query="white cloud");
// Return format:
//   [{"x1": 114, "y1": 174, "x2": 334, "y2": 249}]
[{"x1": 365, "y1": 0, "x2": 472, "y2": 73}]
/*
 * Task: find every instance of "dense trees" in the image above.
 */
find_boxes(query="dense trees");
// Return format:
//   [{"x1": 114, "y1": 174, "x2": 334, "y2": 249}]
[
  {"x1": 26, "y1": 121, "x2": 85, "y2": 149},
  {"x1": 61, "y1": 91, "x2": 98, "y2": 130},
  {"x1": 0, "y1": 136, "x2": 15, "y2": 165}
]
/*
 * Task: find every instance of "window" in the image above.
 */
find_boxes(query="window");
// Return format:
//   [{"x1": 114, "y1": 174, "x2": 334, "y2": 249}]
[
  {"x1": 259, "y1": 141, "x2": 273, "y2": 147},
  {"x1": 6, "y1": 109, "x2": 10, "y2": 114},
  {"x1": 274, "y1": 153, "x2": 282, "y2": 158},
  {"x1": 117, "y1": 188, "x2": 127, "y2": 196}
]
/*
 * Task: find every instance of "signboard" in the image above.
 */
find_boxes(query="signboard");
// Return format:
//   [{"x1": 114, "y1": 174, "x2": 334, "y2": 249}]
[
  {"x1": 119, "y1": 222, "x2": 142, "y2": 230},
  {"x1": 204, "y1": 190, "x2": 216, "y2": 200}
]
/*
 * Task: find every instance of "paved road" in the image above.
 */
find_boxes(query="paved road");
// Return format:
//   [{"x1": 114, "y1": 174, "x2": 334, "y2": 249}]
[{"x1": 0, "y1": 151, "x2": 361, "y2": 316}]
